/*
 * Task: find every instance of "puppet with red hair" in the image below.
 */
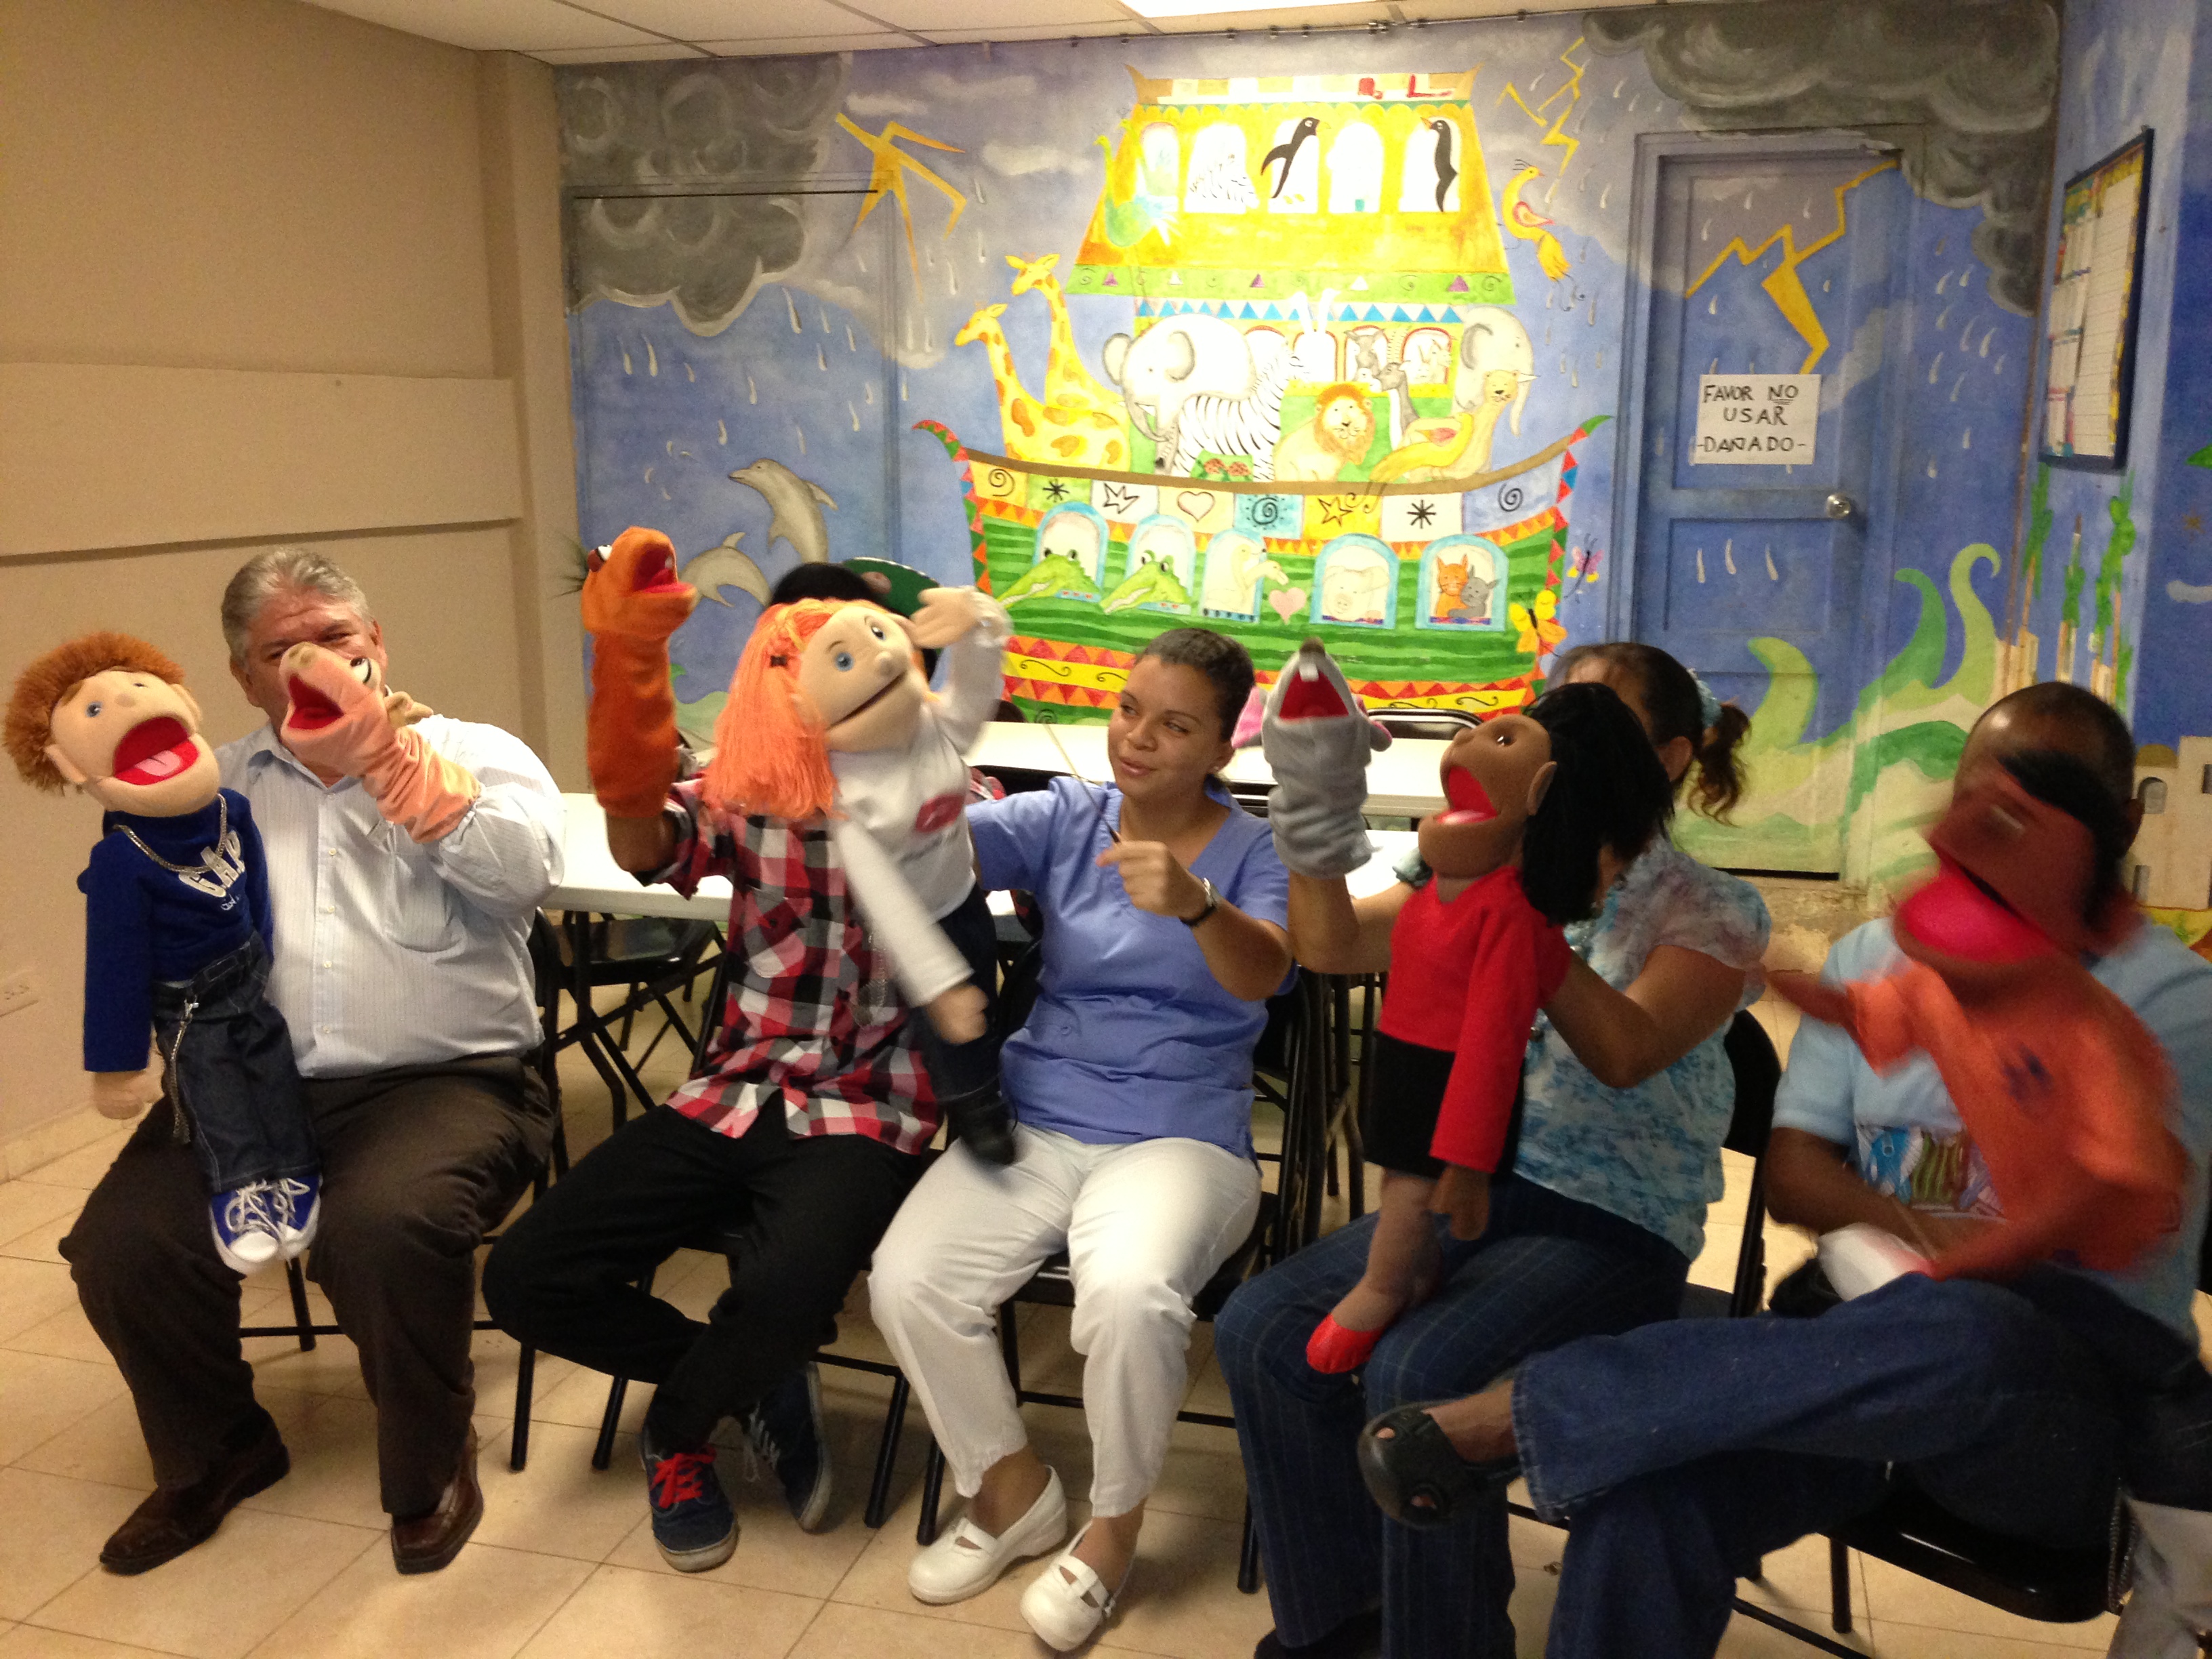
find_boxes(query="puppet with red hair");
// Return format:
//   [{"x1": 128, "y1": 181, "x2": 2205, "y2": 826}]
[
  {"x1": 7, "y1": 632, "x2": 321, "y2": 1273},
  {"x1": 584, "y1": 527, "x2": 1015, "y2": 1158}
]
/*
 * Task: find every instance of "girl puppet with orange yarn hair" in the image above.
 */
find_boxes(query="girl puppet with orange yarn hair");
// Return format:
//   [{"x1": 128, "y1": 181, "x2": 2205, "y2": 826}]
[{"x1": 705, "y1": 587, "x2": 1017, "y2": 1160}]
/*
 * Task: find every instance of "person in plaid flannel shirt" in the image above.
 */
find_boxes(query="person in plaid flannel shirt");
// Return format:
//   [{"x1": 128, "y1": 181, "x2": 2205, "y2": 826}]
[{"x1": 486, "y1": 536, "x2": 954, "y2": 1573}]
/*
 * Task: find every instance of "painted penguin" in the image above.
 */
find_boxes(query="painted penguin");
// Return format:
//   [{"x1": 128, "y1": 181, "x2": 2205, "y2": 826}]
[
  {"x1": 728, "y1": 459, "x2": 839, "y2": 567},
  {"x1": 1429, "y1": 119, "x2": 1458, "y2": 212},
  {"x1": 1262, "y1": 117, "x2": 1321, "y2": 201}
]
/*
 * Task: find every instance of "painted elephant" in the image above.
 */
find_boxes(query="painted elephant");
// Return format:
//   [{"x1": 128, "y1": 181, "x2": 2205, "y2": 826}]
[
  {"x1": 1452, "y1": 306, "x2": 1537, "y2": 437},
  {"x1": 1100, "y1": 315, "x2": 1293, "y2": 479}
]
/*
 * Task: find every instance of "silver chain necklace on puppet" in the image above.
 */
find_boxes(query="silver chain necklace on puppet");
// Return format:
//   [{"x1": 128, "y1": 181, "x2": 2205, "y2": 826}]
[{"x1": 112, "y1": 792, "x2": 230, "y2": 878}]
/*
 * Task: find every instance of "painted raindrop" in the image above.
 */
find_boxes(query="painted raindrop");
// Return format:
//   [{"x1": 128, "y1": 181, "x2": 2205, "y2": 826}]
[
  {"x1": 1765, "y1": 546, "x2": 1779, "y2": 581},
  {"x1": 863, "y1": 383, "x2": 875, "y2": 405},
  {"x1": 847, "y1": 325, "x2": 857, "y2": 352},
  {"x1": 1961, "y1": 427, "x2": 1972, "y2": 450},
  {"x1": 796, "y1": 422, "x2": 807, "y2": 455},
  {"x1": 685, "y1": 363, "x2": 695, "y2": 382},
  {"x1": 1724, "y1": 539, "x2": 1737, "y2": 575},
  {"x1": 1928, "y1": 353, "x2": 1944, "y2": 384},
  {"x1": 785, "y1": 290, "x2": 801, "y2": 332},
  {"x1": 1937, "y1": 271, "x2": 1950, "y2": 295},
  {"x1": 647, "y1": 338, "x2": 658, "y2": 375},
  {"x1": 747, "y1": 374, "x2": 757, "y2": 404},
  {"x1": 621, "y1": 345, "x2": 632, "y2": 374},
  {"x1": 717, "y1": 419, "x2": 728, "y2": 445},
  {"x1": 1696, "y1": 548, "x2": 1707, "y2": 583},
  {"x1": 849, "y1": 402, "x2": 861, "y2": 432},
  {"x1": 1708, "y1": 293, "x2": 1717, "y2": 314}
]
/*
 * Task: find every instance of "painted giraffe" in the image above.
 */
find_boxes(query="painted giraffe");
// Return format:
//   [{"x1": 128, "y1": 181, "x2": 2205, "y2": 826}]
[
  {"x1": 954, "y1": 303, "x2": 1128, "y2": 470},
  {"x1": 1006, "y1": 252, "x2": 1128, "y2": 422}
]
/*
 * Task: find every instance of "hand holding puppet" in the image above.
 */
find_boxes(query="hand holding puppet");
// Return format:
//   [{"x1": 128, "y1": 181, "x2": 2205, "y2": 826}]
[
  {"x1": 700, "y1": 584, "x2": 1017, "y2": 1163},
  {"x1": 6, "y1": 633, "x2": 319, "y2": 1273},
  {"x1": 1254, "y1": 638, "x2": 1393, "y2": 879},
  {"x1": 1770, "y1": 752, "x2": 2184, "y2": 1282},
  {"x1": 581, "y1": 527, "x2": 699, "y2": 820},
  {"x1": 280, "y1": 642, "x2": 477, "y2": 841}
]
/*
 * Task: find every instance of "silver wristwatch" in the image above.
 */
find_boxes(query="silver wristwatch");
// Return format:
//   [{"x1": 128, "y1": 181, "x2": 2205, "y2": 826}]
[{"x1": 1179, "y1": 876, "x2": 1221, "y2": 928}]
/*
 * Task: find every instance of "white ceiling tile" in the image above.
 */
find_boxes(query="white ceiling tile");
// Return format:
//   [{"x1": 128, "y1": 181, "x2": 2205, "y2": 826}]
[
  {"x1": 867, "y1": 0, "x2": 1134, "y2": 30},
  {"x1": 527, "y1": 41, "x2": 714, "y2": 60},
  {"x1": 588, "y1": 0, "x2": 889, "y2": 37},
  {"x1": 697, "y1": 31, "x2": 918, "y2": 53},
  {"x1": 920, "y1": 21, "x2": 1150, "y2": 40},
  {"x1": 300, "y1": 0, "x2": 662, "y2": 51},
  {"x1": 1142, "y1": 2, "x2": 1393, "y2": 31}
]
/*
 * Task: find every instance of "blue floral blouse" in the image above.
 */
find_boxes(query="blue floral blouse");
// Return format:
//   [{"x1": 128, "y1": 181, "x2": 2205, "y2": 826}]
[{"x1": 1401, "y1": 835, "x2": 1771, "y2": 1260}]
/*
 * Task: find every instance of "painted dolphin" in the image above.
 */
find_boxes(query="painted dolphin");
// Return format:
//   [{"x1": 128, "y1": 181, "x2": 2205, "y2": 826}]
[
  {"x1": 729, "y1": 459, "x2": 838, "y2": 566},
  {"x1": 678, "y1": 533, "x2": 772, "y2": 607}
]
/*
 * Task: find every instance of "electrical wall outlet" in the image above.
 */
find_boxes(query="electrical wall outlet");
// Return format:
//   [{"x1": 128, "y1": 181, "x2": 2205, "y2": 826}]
[{"x1": 0, "y1": 968, "x2": 42, "y2": 1018}]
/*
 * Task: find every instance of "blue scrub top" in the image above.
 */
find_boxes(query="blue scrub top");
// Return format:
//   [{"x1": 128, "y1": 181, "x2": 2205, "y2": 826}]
[{"x1": 967, "y1": 776, "x2": 1293, "y2": 1158}]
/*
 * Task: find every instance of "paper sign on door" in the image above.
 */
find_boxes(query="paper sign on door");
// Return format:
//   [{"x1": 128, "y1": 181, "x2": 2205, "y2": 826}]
[{"x1": 1692, "y1": 374, "x2": 1820, "y2": 464}]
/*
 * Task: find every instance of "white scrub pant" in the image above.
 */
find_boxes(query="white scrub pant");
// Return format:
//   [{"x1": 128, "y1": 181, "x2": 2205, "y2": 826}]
[{"x1": 869, "y1": 1124, "x2": 1262, "y2": 1518}]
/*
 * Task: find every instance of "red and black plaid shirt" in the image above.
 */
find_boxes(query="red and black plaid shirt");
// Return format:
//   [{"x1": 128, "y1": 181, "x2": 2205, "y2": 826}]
[{"x1": 650, "y1": 779, "x2": 937, "y2": 1154}]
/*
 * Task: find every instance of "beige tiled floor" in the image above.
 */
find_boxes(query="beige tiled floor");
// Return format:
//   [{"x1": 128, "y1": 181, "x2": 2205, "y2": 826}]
[{"x1": 0, "y1": 999, "x2": 2176, "y2": 1658}]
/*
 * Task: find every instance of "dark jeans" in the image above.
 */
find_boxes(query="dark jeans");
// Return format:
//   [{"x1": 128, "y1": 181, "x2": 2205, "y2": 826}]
[
  {"x1": 152, "y1": 937, "x2": 316, "y2": 1193},
  {"x1": 1214, "y1": 1177, "x2": 1691, "y2": 1659},
  {"x1": 1519, "y1": 1275, "x2": 2127, "y2": 1659},
  {"x1": 62, "y1": 1055, "x2": 552, "y2": 1517},
  {"x1": 482, "y1": 1101, "x2": 922, "y2": 1450},
  {"x1": 918, "y1": 882, "x2": 1000, "y2": 1103}
]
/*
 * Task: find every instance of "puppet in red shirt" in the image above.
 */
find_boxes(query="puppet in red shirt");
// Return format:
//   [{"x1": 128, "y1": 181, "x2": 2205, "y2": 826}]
[
  {"x1": 1261, "y1": 642, "x2": 1676, "y2": 1373},
  {"x1": 1771, "y1": 752, "x2": 2186, "y2": 1284}
]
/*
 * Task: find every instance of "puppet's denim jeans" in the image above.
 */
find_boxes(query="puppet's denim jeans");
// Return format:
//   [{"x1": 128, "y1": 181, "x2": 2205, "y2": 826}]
[
  {"x1": 152, "y1": 937, "x2": 318, "y2": 1194},
  {"x1": 917, "y1": 882, "x2": 1002, "y2": 1103}
]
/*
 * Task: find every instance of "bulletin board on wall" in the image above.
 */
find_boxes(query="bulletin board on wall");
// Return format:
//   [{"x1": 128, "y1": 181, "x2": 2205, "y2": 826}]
[{"x1": 2041, "y1": 129, "x2": 2152, "y2": 470}]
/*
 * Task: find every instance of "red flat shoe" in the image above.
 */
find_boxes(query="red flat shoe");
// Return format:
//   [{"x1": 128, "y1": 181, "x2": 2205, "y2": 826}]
[{"x1": 1306, "y1": 1315, "x2": 1385, "y2": 1374}]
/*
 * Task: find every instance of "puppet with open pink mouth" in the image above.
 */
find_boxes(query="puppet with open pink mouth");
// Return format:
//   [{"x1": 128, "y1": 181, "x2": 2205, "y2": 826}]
[{"x1": 7, "y1": 633, "x2": 321, "y2": 1275}]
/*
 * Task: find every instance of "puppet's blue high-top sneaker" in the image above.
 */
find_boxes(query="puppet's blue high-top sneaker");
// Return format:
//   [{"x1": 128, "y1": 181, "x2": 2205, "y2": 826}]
[
  {"x1": 743, "y1": 1362, "x2": 834, "y2": 1532},
  {"x1": 209, "y1": 1184, "x2": 284, "y2": 1275},
  {"x1": 640, "y1": 1429, "x2": 737, "y2": 1572},
  {"x1": 272, "y1": 1174, "x2": 321, "y2": 1260}
]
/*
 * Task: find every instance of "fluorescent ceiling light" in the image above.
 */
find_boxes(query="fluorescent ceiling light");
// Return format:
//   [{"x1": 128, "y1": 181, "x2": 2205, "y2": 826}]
[{"x1": 1120, "y1": 0, "x2": 1359, "y2": 16}]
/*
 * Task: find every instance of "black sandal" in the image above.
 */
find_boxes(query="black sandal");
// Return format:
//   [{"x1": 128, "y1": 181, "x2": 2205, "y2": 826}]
[{"x1": 1356, "y1": 1402, "x2": 1518, "y2": 1529}]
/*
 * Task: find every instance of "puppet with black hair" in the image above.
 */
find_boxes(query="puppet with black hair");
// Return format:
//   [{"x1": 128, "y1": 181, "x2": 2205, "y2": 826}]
[
  {"x1": 1260, "y1": 644, "x2": 1674, "y2": 1371},
  {"x1": 5, "y1": 634, "x2": 321, "y2": 1275}
]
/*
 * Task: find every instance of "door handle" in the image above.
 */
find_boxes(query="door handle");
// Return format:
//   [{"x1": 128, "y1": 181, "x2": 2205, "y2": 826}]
[{"x1": 1823, "y1": 492, "x2": 1857, "y2": 520}]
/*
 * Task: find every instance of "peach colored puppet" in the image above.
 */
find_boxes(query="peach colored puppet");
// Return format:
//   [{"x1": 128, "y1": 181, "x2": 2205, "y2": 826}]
[{"x1": 5, "y1": 633, "x2": 320, "y2": 1271}]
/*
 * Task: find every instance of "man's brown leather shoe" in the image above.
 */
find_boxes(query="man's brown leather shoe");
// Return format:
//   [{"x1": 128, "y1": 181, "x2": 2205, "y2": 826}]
[
  {"x1": 390, "y1": 1429, "x2": 482, "y2": 1575},
  {"x1": 100, "y1": 1416, "x2": 290, "y2": 1575}
]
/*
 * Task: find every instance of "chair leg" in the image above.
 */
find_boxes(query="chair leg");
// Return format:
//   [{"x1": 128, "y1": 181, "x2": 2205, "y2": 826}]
[
  {"x1": 1828, "y1": 1536, "x2": 1853, "y2": 1633},
  {"x1": 1237, "y1": 1498, "x2": 1263, "y2": 1593},
  {"x1": 594, "y1": 1376, "x2": 629, "y2": 1471},
  {"x1": 918, "y1": 1439, "x2": 947, "y2": 1545},
  {"x1": 284, "y1": 1257, "x2": 318, "y2": 1353},
  {"x1": 510, "y1": 1346, "x2": 536, "y2": 1472},
  {"x1": 865, "y1": 1374, "x2": 910, "y2": 1530}
]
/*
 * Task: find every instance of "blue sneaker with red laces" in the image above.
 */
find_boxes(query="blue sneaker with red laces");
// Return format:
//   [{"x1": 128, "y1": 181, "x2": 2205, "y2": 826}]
[{"x1": 640, "y1": 1429, "x2": 737, "y2": 1572}]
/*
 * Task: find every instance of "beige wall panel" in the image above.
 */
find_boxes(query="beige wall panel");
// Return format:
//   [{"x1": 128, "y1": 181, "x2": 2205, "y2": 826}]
[
  {"x1": 0, "y1": 0, "x2": 493, "y2": 377},
  {"x1": 0, "y1": 364, "x2": 523, "y2": 556}
]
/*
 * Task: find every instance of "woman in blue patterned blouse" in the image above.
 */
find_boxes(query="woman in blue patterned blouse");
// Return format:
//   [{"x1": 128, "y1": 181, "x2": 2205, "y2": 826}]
[{"x1": 1216, "y1": 641, "x2": 1771, "y2": 1659}]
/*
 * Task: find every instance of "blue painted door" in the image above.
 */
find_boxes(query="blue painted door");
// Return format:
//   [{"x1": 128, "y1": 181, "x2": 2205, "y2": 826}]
[{"x1": 1627, "y1": 145, "x2": 1906, "y2": 872}]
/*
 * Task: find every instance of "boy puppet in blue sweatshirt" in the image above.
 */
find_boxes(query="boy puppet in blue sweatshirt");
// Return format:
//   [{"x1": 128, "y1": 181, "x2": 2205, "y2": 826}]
[{"x1": 7, "y1": 632, "x2": 321, "y2": 1273}]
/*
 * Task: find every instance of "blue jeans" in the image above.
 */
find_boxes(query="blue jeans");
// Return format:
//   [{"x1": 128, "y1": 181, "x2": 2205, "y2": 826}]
[
  {"x1": 151, "y1": 937, "x2": 316, "y2": 1195},
  {"x1": 1214, "y1": 1177, "x2": 1689, "y2": 1659},
  {"x1": 1518, "y1": 1275, "x2": 2125, "y2": 1659}
]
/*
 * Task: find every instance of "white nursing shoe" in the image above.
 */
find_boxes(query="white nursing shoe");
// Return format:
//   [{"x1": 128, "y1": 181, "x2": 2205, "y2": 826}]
[
  {"x1": 1019, "y1": 1523, "x2": 1130, "y2": 1652},
  {"x1": 907, "y1": 1467, "x2": 1067, "y2": 1605}
]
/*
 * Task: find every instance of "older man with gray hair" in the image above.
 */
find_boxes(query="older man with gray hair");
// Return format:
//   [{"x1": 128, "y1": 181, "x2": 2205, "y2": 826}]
[{"x1": 61, "y1": 547, "x2": 562, "y2": 1577}]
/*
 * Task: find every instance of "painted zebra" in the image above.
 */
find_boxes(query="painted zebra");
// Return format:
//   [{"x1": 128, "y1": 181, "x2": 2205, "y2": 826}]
[{"x1": 1165, "y1": 344, "x2": 1297, "y2": 482}]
